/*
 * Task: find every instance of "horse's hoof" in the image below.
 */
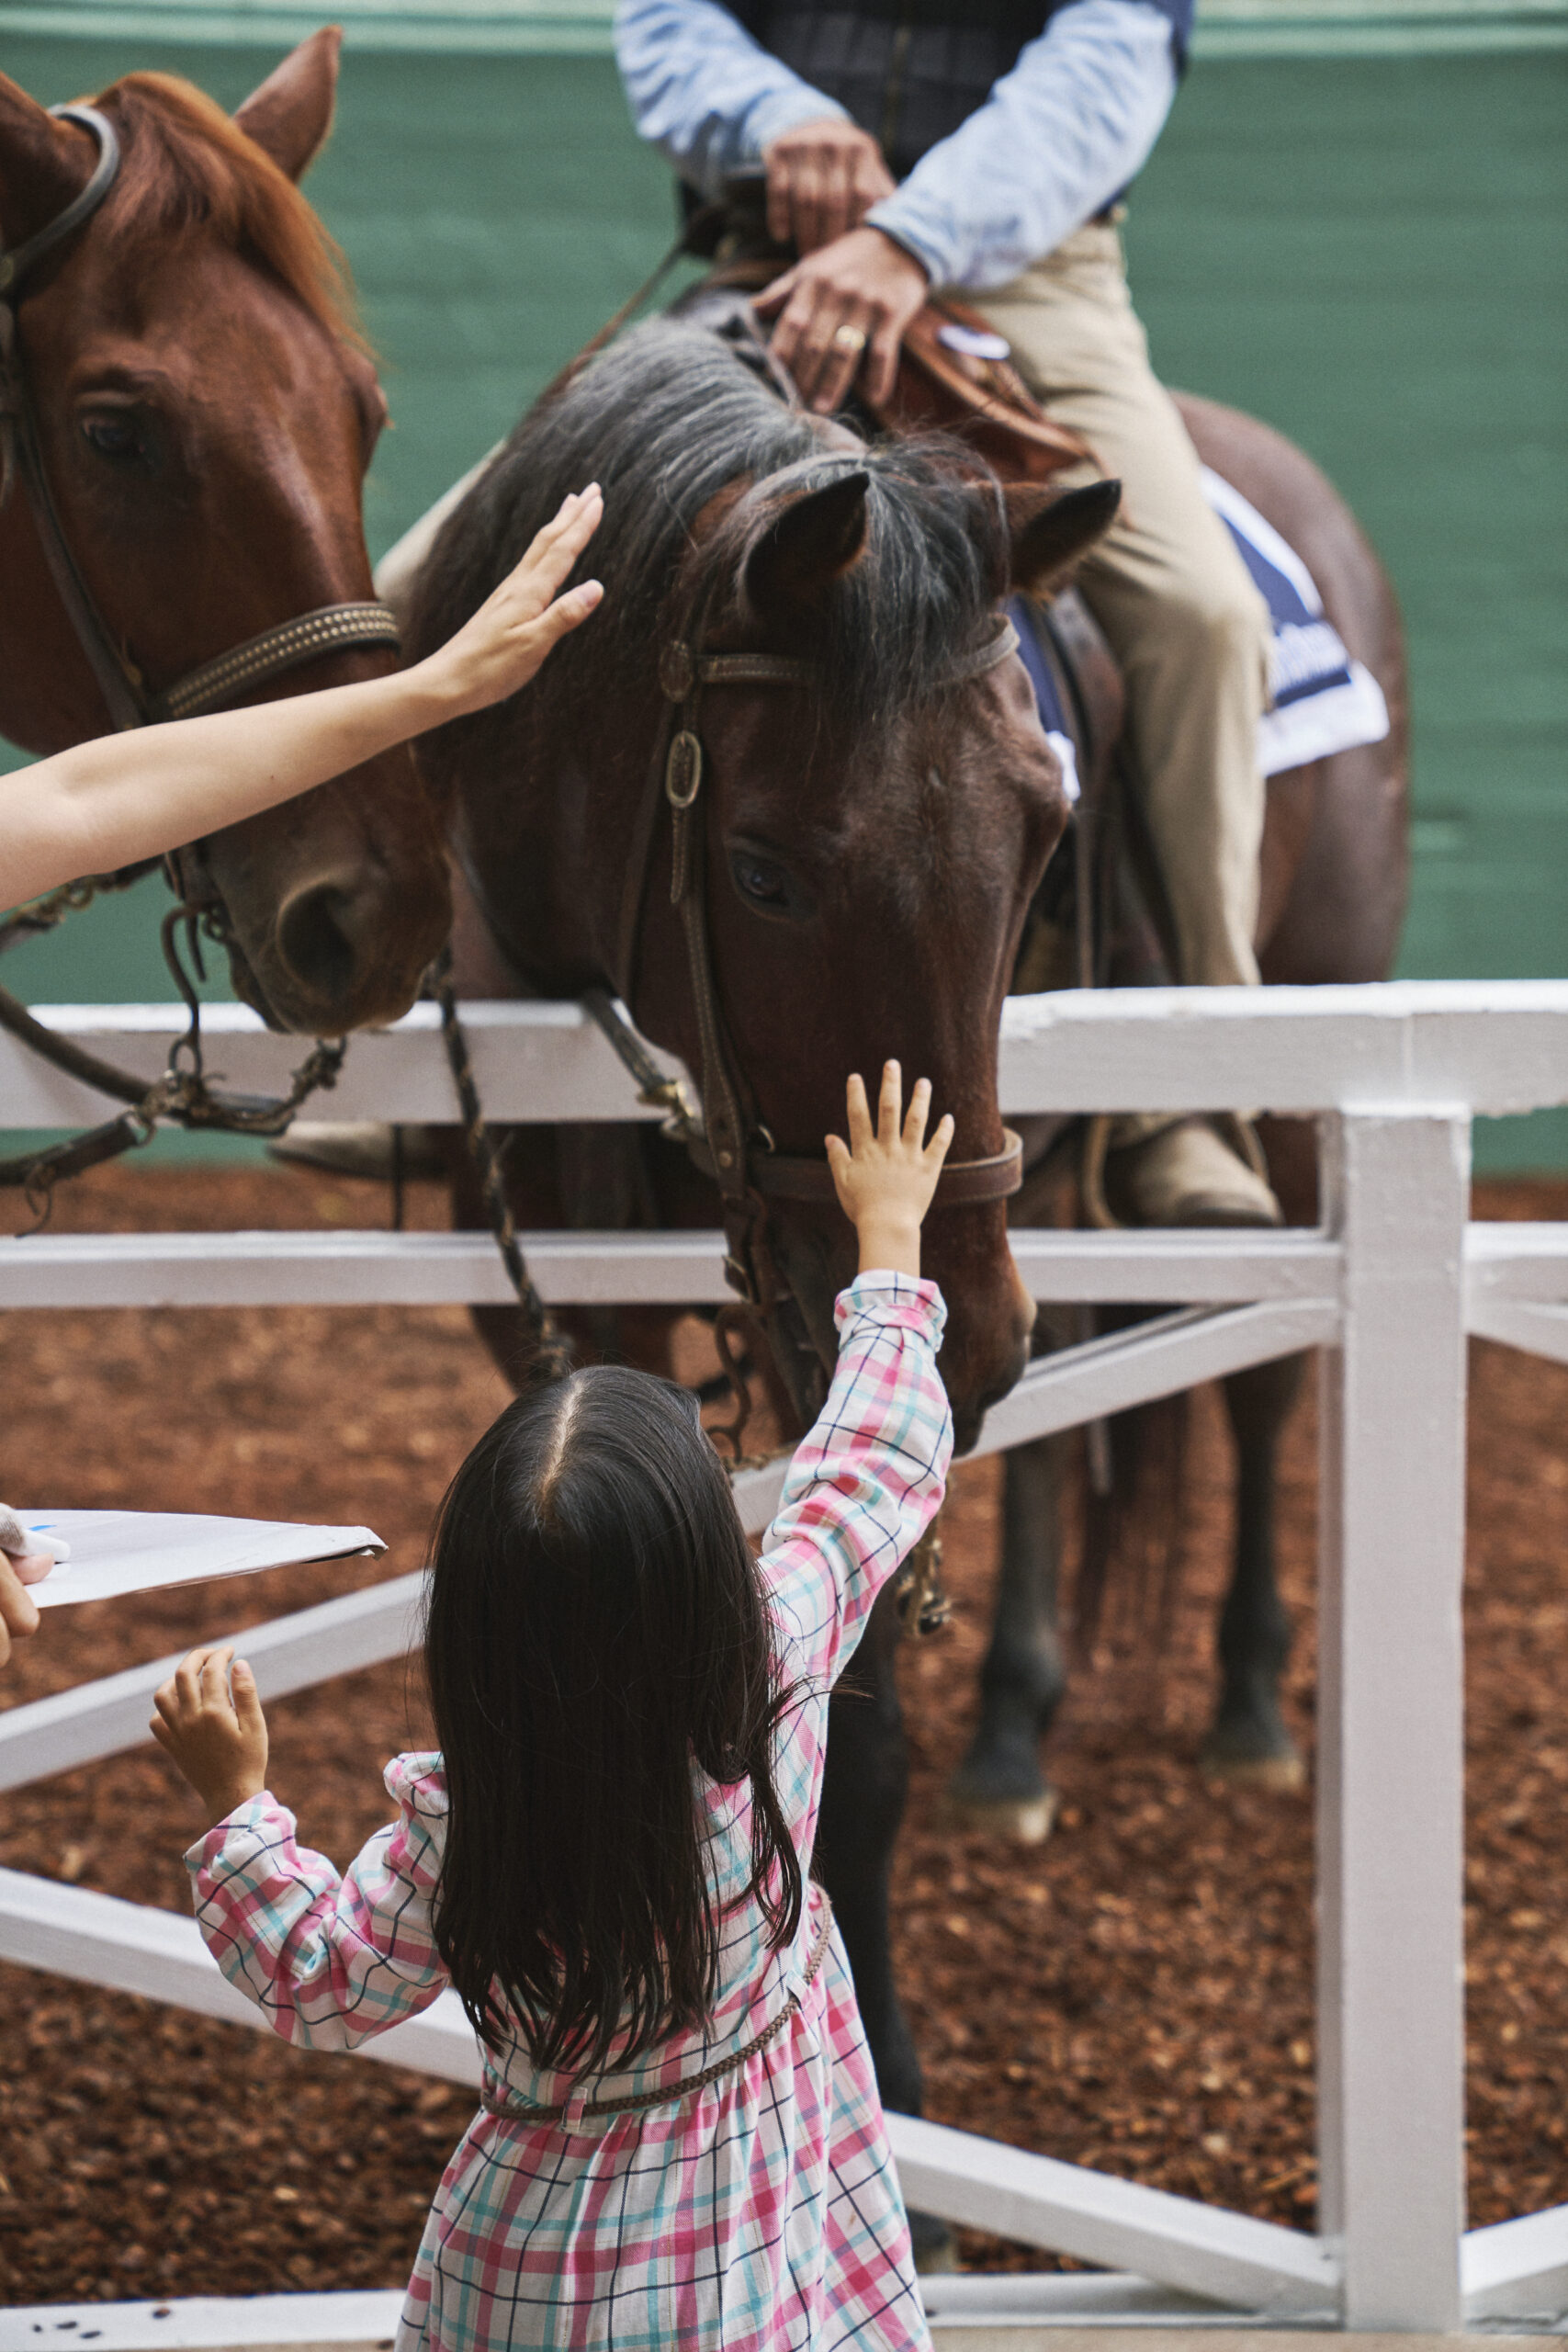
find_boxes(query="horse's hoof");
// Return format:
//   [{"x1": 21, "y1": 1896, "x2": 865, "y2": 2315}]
[
  {"x1": 908, "y1": 2207, "x2": 959, "y2": 2274},
  {"x1": 944, "y1": 1784, "x2": 1059, "y2": 1845},
  {"x1": 1201, "y1": 1747, "x2": 1306, "y2": 1792}
]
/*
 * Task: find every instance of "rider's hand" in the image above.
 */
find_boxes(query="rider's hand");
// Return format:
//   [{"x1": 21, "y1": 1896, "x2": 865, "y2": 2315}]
[
  {"x1": 151, "y1": 1645, "x2": 270, "y2": 1823},
  {"x1": 420, "y1": 487, "x2": 604, "y2": 719},
  {"x1": 761, "y1": 117, "x2": 896, "y2": 254},
  {"x1": 826, "y1": 1062, "x2": 954, "y2": 1281},
  {"x1": 754, "y1": 228, "x2": 929, "y2": 415}
]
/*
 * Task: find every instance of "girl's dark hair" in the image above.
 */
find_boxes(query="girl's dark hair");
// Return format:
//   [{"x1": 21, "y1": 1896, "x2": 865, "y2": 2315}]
[{"x1": 424, "y1": 1365, "x2": 804, "y2": 2075}]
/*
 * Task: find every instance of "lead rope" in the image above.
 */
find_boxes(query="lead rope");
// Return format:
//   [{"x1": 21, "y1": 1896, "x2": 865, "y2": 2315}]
[
  {"x1": 0, "y1": 901, "x2": 345, "y2": 1226},
  {"x1": 582, "y1": 989, "x2": 773, "y2": 1465},
  {"x1": 428, "y1": 946, "x2": 572, "y2": 1385}
]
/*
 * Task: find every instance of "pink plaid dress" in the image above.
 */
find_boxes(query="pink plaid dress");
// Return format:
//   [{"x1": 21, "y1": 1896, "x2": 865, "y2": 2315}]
[{"x1": 188, "y1": 1273, "x2": 953, "y2": 2351}]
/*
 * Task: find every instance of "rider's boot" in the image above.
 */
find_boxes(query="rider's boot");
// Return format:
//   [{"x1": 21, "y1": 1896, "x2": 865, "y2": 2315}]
[{"x1": 1099, "y1": 1113, "x2": 1283, "y2": 1229}]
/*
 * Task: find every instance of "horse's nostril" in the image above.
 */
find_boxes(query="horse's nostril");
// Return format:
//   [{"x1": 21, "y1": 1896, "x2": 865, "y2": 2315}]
[{"x1": 276, "y1": 882, "x2": 358, "y2": 1008}]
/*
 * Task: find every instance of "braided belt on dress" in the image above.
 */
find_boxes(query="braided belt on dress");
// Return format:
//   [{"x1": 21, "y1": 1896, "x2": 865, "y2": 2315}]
[{"x1": 480, "y1": 1889, "x2": 835, "y2": 2126}]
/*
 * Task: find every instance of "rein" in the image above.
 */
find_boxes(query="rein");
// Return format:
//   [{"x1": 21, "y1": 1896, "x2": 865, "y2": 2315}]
[{"x1": 0, "y1": 103, "x2": 400, "y2": 1210}]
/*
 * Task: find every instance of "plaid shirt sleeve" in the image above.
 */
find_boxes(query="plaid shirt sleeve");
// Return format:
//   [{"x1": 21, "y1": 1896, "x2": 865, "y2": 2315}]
[
  {"x1": 760, "y1": 1272, "x2": 953, "y2": 1700},
  {"x1": 185, "y1": 1751, "x2": 451, "y2": 2051}
]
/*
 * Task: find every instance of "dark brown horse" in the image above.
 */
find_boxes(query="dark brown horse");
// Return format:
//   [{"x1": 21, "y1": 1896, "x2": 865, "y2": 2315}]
[
  {"x1": 408, "y1": 319, "x2": 1122, "y2": 1451},
  {"x1": 0, "y1": 33, "x2": 448, "y2": 1032},
  {"x1": 409, "y1": 319, "x2": 1405, "y2": 2222},
  {"x1": 950, "y1": 390, "x2": 1409, "y2": 1840}
]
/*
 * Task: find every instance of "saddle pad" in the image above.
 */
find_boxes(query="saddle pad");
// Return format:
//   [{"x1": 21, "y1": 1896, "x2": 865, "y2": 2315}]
[
  {"x1": 1004, "y1": 594, "x2": 1082, "y2": 807},
  {"x1": 1201, "y1": 467, "x2": 1391, "y2": 776}
]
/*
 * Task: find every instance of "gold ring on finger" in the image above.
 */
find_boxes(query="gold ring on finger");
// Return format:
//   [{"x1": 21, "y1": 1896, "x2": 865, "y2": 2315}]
[{"x1": 831, "y1": 323, "x2": 868, "y2": 356}]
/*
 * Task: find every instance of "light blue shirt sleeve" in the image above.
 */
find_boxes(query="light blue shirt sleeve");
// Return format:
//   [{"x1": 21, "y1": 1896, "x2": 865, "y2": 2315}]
[
  {"x1": 615, "y1": 0, "x2": 1178, "y2": 288},
  {"x1": 615, "y1": 0, "x2": 848, "y2": 200},
  {"x1": 865, "y1": 0, "x2": 1179, "y2": 291}
]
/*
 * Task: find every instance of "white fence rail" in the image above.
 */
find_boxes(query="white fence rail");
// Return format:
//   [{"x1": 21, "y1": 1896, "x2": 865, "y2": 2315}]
[{"x1": 4, "y1": 978, "x2": 1568, "y2": 2339}]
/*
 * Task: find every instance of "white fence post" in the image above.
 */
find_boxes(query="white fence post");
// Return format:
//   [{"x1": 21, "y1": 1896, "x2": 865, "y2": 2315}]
[{"x1": 1316, "y1": 1108, "x2": 1471, "y2": 2327}]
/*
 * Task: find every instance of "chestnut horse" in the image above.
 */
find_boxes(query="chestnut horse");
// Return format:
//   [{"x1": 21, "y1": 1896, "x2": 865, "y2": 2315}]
[{"x1": 0, "y1": 33, "x2": 448, "y2": 1032}]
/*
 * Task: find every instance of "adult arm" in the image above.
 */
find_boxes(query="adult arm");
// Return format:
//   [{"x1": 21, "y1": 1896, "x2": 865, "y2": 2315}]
[
  {"x1": 756, "y1": 0, "x2": 1179, "y2": 408},
  {"x1": 1, "y1": 490, "x2": 603, "y2": 915},
  {"x1": 866, "y1": 0, "x2": 1179, "y2": 291},
  {"x1": 615, "y1": 0, "x2": 850, "y2": 198}
]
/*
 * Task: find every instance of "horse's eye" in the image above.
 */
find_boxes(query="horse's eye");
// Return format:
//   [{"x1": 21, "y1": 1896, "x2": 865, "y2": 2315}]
[
  {"x1": 729, "y1": 851, "x2": 792, "y2": 910},
  {"x1": 81, "y1": 413, "x2": 150, "y2": 469}
]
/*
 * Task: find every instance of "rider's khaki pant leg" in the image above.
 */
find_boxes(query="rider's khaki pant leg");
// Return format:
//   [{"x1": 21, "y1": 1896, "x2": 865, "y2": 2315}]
[{"x1": 968, "y1": 222, "x2": 1271, "y2": 991}]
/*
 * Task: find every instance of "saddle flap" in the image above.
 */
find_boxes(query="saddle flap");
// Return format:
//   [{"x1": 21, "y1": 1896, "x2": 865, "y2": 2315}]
[{"x1": 865, "y1": 297, "x2": 1095, "y2": 483}]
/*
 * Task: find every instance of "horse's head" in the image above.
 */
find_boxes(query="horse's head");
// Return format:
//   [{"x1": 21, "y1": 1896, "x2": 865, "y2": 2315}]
[
  {"x1": 637, "y1": 453, "x2": 1116, "y2": 1447},
  {"x1": 0, "y1": 33, "x2": 449, "y2": 1030},
  {"x1": 409, "y1": 322, "x2": 1116, "y2": 1448}
]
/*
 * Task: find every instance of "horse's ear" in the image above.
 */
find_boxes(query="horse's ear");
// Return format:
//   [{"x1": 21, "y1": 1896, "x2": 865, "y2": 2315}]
[
  {"x1": 0, "y1": 77, "x2": 97, "y2": 251},
  {"x1": 744, "y1": 471, "x2": 871, "y2": 620},
  {"x1": 233, "y1": 27, "x2": 342, "y2": 182},
  {"x1": 1006, "y1": 480, "x2": 1122, "y2": 596}
]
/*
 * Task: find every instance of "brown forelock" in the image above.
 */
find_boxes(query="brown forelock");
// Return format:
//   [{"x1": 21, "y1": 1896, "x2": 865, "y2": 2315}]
[{"x1": 87, "y1": 73, "x2": 365, "y2": 352}]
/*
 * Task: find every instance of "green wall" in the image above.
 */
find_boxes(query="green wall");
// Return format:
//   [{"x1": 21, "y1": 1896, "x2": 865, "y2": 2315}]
[{"x1": 3, "y1": 32, "x2": 1564, "y2": 1167}]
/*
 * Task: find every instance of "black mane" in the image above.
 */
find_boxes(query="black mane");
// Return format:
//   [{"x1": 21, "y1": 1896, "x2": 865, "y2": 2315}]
[{"x1": 408, "y1": 318, "x2": 1008, "y2": 758}]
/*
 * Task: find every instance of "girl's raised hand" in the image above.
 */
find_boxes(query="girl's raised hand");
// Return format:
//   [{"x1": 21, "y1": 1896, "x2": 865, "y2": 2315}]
[
  {"x1": 825, "y1": 1060, "x2": 954, "y2": 1278},
  {"x1": 151, "y1": 1645, "x2": 270, "y2": 1824},
  {"x1": 420, "y1": 485, "x2": 604, "y2": 718}
]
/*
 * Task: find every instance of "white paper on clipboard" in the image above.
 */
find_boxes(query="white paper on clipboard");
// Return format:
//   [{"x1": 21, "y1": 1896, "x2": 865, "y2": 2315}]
[{"x1": 11, "y1": 1510, "x2": 384, "y2": 1609}]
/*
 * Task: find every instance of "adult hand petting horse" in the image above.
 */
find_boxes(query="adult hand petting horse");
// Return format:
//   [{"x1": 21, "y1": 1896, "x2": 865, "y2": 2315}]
[
  {"x1": 415, "y1": 484, "x2": 604, "y2": 716},
  {"x1": 1, "y1": 490, "x2": 604, "y2": 914}
]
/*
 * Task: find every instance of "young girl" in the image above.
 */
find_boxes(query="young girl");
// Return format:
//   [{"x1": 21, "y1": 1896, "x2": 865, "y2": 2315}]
[
  {"x1": 0, "y1": 487, "x2": 603, "y2": 1667},
  {"x1": 152, "y1": 1061, "x2": 955, "y2": 2351}
]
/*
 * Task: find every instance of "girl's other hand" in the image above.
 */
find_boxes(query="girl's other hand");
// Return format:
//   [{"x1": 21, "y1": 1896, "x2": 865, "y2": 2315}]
[
  {"x1": 151, "y1": 1645, "x2": 270, "y2": 1823},
  {"x1": 422, "y1": 485, "x2": 604, "y2": 718},
  {"x1": 825, "y1": 1060, "x2": 954, "y2": 1279}
]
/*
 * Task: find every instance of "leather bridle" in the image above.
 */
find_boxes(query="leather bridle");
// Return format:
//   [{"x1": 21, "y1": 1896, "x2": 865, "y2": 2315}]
[
  {"x1": 614, "y1": 562, "x2": 1026, "y2": 1317},
  {"x1": 0, "y1": 104, "x2": 400, "y2": 740},
  {"x1": 0, "y1": 103, "x2": 400, "y2": 1216}
]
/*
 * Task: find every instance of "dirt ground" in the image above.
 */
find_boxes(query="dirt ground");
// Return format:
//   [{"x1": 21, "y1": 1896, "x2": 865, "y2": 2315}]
[{"x1": 2, "y1": 1163, "x2": 1565, "y2": 2301}]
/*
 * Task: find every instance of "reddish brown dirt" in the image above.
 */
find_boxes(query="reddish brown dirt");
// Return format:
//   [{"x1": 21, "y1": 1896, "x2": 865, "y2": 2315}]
[{"x1": 2, "y1": 1164, "x2": 1565, "y2": 2301}]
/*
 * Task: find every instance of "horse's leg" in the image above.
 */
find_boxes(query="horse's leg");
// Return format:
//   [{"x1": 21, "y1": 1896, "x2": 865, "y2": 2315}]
[
  {"x1": 1203, "y1": 1352, "x2": 1307, "y2": 1787},
  {"x1": 946, "y1": 1432, "x2": 1070, "y2": 1843},
  {"x1": 814, "y1": 1581, "x2": 953, "y2": 2267}
]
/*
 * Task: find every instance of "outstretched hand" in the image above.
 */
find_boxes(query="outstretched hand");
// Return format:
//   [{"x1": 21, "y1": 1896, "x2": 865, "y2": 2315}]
[
  {"x1": 152, "y1": 1645, "x2": 270, "y2": 1824},
  {"x1": 420, "y1": 485, "x2": 604, "y2": 718},
  {"x1": 825, "y1": 1061, "x2": 954, "y2": 1278}
]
